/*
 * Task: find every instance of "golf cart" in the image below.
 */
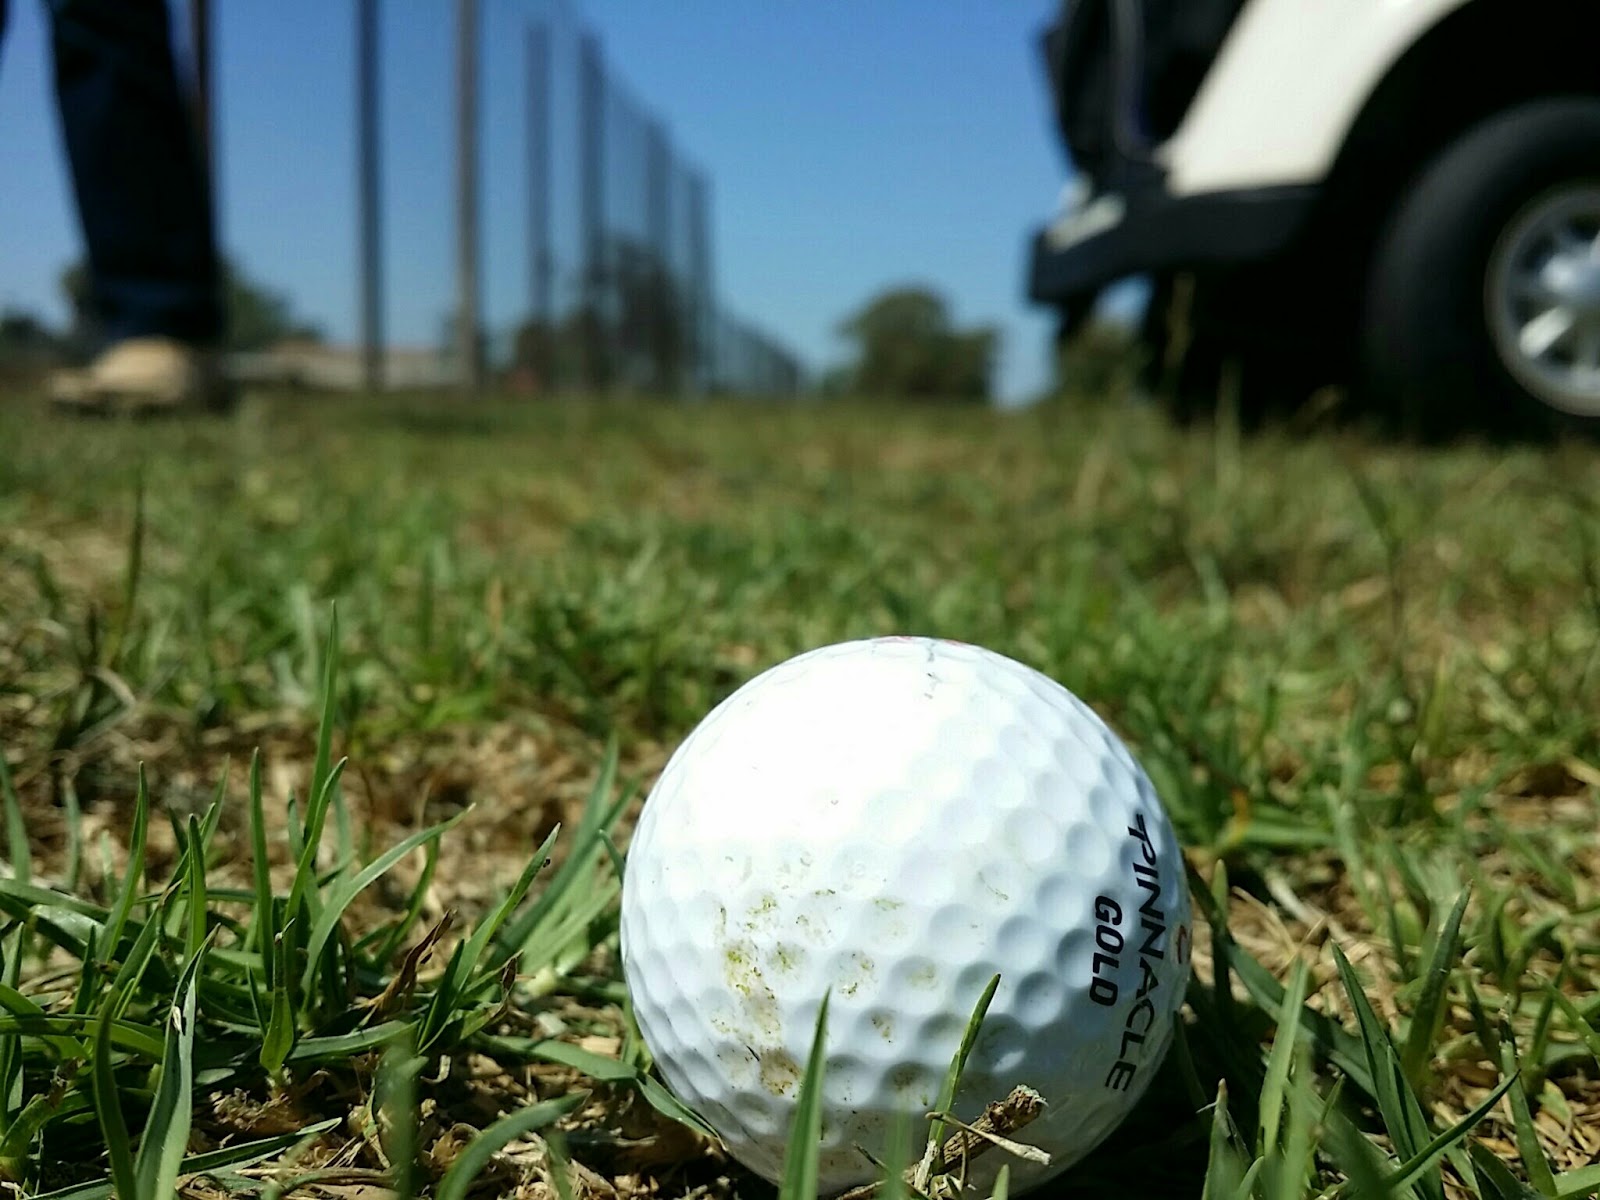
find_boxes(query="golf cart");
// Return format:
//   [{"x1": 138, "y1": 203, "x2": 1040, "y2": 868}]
[{"x1": 1027, "y1": 0, "x2": 1600, "y2": 435}]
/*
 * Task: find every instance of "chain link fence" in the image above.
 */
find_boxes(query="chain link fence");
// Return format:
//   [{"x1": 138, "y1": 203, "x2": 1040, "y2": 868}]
[
  {"x1": 225, "y1": 0, "x2": 803, "y2": 398},
  {"x1": 496, "y1": 0, "x2": 803, "y2": 397}
]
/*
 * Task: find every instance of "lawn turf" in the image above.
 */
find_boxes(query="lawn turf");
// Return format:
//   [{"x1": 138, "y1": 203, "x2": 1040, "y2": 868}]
[{"x1": 0, "y1": 390, "x2": 1597, "y2": 1198}]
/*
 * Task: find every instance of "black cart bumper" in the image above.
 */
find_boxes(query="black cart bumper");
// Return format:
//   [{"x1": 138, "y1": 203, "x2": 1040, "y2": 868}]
[{"x1": 1027, "y1": 182, "x2": 1320, "y2": 308}]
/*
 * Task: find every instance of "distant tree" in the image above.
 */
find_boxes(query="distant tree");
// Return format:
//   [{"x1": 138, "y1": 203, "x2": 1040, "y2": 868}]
[
  {"x1": 613, "y1": 238, "x2": 686, "y2": 393},
  {"x1": 816, "y1": 364, "x2": 853, "y2": 398},
  {"x1": 838, "y1": 286, "x2": 998, "y2": 402},
  {"x1": 508, "y1": 236, "x2": 691, "y2": 397},
  {"x1": 60, "y1": 258, "x2": 322, "y2": 352},
  {"x1": 437, "y1": 308, "x2": 487, "y2": 371},
  {"x1": 0, "y1": 310, "x2": 57, "y2": 353},
  {"x1": 59, "y1": 260, "x2": 96, "y2": 356},
  {"x1": 567, "y1": 303, "x2": 614, "y2": 394},
  {"x1": 226, "y1": 265, "x2": 324, "y2": 350},
  {"x1": 0, "y1": 307, "x2": 66, "y2": 377},
  {"x1": 510, "y1": 317, "x2": 558, "y2": 392},
  {"x1": 1055, "y1": 319, "x2": 1142, "y2": 399}
]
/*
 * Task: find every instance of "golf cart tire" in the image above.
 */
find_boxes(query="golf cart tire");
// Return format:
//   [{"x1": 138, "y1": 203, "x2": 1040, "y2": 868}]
[{"x1": 1360, "y1": 97, "x2": 1600, "y2": 440}]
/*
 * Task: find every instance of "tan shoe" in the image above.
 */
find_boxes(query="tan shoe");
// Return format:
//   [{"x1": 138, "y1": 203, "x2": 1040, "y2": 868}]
[{"x1": 50, "y1": 337, "x2": 233, "y2": 415}]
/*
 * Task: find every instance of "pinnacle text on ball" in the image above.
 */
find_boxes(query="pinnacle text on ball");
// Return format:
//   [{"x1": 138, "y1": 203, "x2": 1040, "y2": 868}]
[{"x1": 1088, "y1": 813, "x2": 1171, "y2": 1092}]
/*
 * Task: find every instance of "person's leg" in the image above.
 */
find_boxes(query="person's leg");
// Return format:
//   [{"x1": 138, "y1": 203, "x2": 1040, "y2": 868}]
[{"x1": 47, "y1": 0, "x2": 222, "y2": 345}]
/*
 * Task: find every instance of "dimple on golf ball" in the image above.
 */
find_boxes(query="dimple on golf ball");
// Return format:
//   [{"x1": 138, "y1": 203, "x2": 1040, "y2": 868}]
[{"x1": 620, "y1": 637, "x2": 1192, "y2": 1193}]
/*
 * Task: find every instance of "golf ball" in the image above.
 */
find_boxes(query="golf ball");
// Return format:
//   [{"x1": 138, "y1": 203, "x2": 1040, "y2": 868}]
[{"x1": 620, "y1": 637, "x2": 1191, "y2": 1193}]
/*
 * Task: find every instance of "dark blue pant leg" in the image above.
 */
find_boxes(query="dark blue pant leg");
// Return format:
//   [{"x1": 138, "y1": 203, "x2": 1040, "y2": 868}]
[{"x1": 47, "y1": 0, "x2": 223, "y2": 344}]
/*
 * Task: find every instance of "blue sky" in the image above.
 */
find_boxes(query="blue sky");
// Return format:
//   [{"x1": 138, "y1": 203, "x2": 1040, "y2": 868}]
[{"x1": 0, "y1": 1, "x2": 1070, "y2": 402}]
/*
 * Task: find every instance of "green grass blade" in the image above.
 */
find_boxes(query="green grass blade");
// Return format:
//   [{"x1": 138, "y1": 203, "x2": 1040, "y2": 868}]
[
  {"x1": 1331, "y1": 943, "x2": 1429, "y2": 1170},
  {"x1": 599, "y1": 828, "x2": 627, "y2": 883},
  {"x1": 1402, "y1": 887, "x2": 1470, "y2": 1090},
  {"x1": 8, "y1": 905, "x2": 101, "y2": 966},
  {"x1": 876, "y1": 1108, "x2": 914, "y2": 1200},
  {"x1": 284, "y1": 792, "x2": 304, "y2": 867},
  {"x1": 0, "y1": 1012, "x2": 162, "y2": 1057},
  {"x1": 199, "y1": 760, "x2": 228, "y2": 854},
  {"x1": 1375, "y1": 1071, "x2": 1517, "y2": 1196},
  {"x1": 421, "y1": 824, "x2": 559, "y2": 1049},
  {"x1": 61, "y1": 776, "x2": 82, "y2": 894},
  {"x1": 1551, "y1": 1163, "x2": 1600, "y2": 1200},
  {"x1": 1200, "y1": 1081, "x2": 1245, "y2": 1200},
  {"x1": 1499, "y1": 1035, "x2": 1556, "y2": 1196},
  {"x1": 103, "y1": 472, "x2": 145, "y2": 674},
  {"x1": 133, "y1": 940, "x2": 206, "y2": 1199},
  {"x1": 1273, "y1": 1043, "x2": 1319, "y2": 1200},
  {"x1": 1503, "y1": 914, "x2": 1564, "y2": 1002},
  {"x1": 0, "y1": 753, "x2": 29, "y2": 886},
  {"x1": 517, "y1": 873, "x2": 620, "y2": 979},
  {"x1": 99, "y1": 764, "x2": 151, "y2": 966},
  {"x1": 248, "y1": 749, "x2": 276, "y2": 988},
  {"x1": 418, "y1": 939, "x2": 470, "y2": 1050},
  {"x1": 0, "y1": 933, "x2": 24, "y2": 1155},
  {"x1": 545, "y1": 1130, "x2": 577, "y2": 1200},
  {"x1": 0, "y1": 981, "x2": 87, "y2": 1059},
  {"x1": 1229, "y1": 1160, "x2": 1265, "y2": 1200},
  {"x1": 103, "y1": 911, "x2": 163, "y2": 1019},
  {"x1": 30, "y1": 1118, "x2": 344, "y2": 1200},
  {"x1": 514, "y1": 1037, "x2": 635, "y2": 1081},
  {"x1": 489, "y1": 1037, "x2": 718, "y2": 1139},
  {"x1": 1544, "y1": 985, "x2": 1600, "y2": 1060},
  {"x1": 778, "y1": 993, "x2": 829, "y2": 1200},
  {"x1": 1170, "y1": 1017, "x2": 1212, "y2": 1112},
  {"x1": 927, "y1": 972, "x2": 999, "y2": 1168},
  {"x1": 1465, "y1": 976, "x2": 1505, "y2": 1067},
  {"x1": 1323, "y1": 1106, "x2": 1394, "y2": 1200},
  {"x1": 635, "y1": 1074, "x2": 719, "y2": 1141},
  {"x1": 1470, "y1": 1142, "x2": 1547, "y2": 1200},
  {"x1": 500, "y1": 745, "x2": 629, "y2": 955},
  {"x1": 0, "y1": 1090, "x2": 63, "y2": 1179},
  {"x1": 1529, "y1": 985, "x2": 1560, "y2": 1080},
  {"x1": 1259, "y1": 957, "x2": 1310, "y2": 1154},
  {"x1": 184, "y1": 815, "x2": 208, "y2": 961},
  {"x1": 277, "y1": 610, "x2": 346, "y2": 935},
  {"x1": 300, "y1": 809, "x2": 468, "y2": 996},
  {"x1": 434, "y1": 1091, "x2": 589, "y2": 1200},
  {"x1": 375, "y1": 1035, "x2": 424, "y2": 1199},
  {"x1": 307, "y1": 605, "x2": 340, "y2": 833},
  {"x1": 331, "y1": 782, "x2": 356, "y2": 875},
  {"x1": 366, "y1": 837, "x2": 440, "y2": 967},
  {"x1": 283, "y1": 758, "x2": 347, "y2": 925},
  {"x1": 91, "y1": 994, "x2": 137, "y2": 1200},
  {"x1": 286, "y1": 1018, "x2": 414, "y2": 1062},
  {"x1": 176, "y1": 1115, "x2": 343, "y2": 1175},
  {"x1": 1209, "y1": 862, "x2": 1236, "y2": 1032},
  {"x1": 261, "y1": 927, "x2": 296, "y2": 1076}
]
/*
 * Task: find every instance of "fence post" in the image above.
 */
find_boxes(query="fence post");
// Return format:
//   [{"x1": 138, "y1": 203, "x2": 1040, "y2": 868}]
[
  {"x1": 455, "y1": 0, "x2": 483, "y2": 395},
  {"x1": 357, "y1": 0, "x2": 384, "y2": 392},
  {"x1": 577, "y1": 30, "x2": 607, "y2": 393}
]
